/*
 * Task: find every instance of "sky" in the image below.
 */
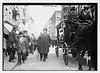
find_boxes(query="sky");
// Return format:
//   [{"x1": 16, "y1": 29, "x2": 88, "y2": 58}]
[{"x1": 27, "y1": 5, "x2": 61, "y2": 37}]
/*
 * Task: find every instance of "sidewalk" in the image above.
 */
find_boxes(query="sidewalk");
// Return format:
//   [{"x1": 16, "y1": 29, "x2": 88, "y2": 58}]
[
  {"x1": 3, "y1": 50, "x2": 38, "y2": 71},
  {"x1": 3, "y1": 54, "x2": 17, "y2": 71}
]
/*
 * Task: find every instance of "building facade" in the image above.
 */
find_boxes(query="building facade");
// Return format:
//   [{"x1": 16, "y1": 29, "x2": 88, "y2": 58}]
[
  {"x1": 3, "y1": 5, "x2": 34, "y2": 34},
  {"x1": 45, "y1": 11, "x2": 61, "y2": 40}
]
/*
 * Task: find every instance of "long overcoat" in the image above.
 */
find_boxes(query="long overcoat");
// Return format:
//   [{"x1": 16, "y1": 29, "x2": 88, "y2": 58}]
[
  {"x1": 29, "y1": 36, "x2": 35, "y2": 53},
  {"x1": 37, "y1": 33, "x2": 51, "y2": 54},
  {"x1": 17, "y1": 36, "x2": 28, "y2": 54},
  {"x1": 8, "y1": 31, "x2": 18, "y2": 47}
]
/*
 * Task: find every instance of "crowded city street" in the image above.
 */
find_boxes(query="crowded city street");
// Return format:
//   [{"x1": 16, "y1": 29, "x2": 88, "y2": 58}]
[{"x1": 3, "y1": 4, "x2": 97, "y2": 71}]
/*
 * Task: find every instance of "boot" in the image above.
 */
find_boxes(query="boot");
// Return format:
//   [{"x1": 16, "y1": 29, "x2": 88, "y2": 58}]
[{"x1": 78, "y1": 63, "x2": 83, "y2": 70}]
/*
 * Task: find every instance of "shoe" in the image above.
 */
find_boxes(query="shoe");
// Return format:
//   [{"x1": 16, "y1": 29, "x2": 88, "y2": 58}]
[
  {"x1": 88, "y1": 67, "x2": 91, "y2": 70},
  {"x1": 43, "y1": 59, "x2": 46, "y2": 62},
  {"x1": 17, "y1": 62, "x2": 21, "y2": 66},
  {"x1": 40, "y1": 58, "x2": 42, "y2": 61},
  {"x1": 9, "y1": 59, "x2": 11, "y2": 62},
  {"x1": 11, "y1": 60, "x2": 15, "y2": 63},
  {"x1": 78, "y1": 67, "x2": 83, "y2": 71}
]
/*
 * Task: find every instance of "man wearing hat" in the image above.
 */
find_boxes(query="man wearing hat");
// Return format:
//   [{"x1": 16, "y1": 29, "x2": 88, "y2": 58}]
[
  {"x1": 67, "y1": 7, "x2": 79, "y2": 32},
  {"x1": 68, "y1": 7, "x2": 78, "y2": 21},
  {"x1": 78, "y1": 6, "x2": 92, "y2": 23},
  {"x1": 37, "y1": 28, "x2": 51, "y2": 62}
]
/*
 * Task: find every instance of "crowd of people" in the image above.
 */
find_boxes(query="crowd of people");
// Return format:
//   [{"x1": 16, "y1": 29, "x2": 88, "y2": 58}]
[{"x1": 3, "y1": 26, "x2": 51, "y2": 66}]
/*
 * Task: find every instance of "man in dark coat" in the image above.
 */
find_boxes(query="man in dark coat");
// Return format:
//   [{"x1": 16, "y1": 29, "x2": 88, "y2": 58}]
[
  {"x1": 78, "y1": 6, "x2": 92, "y2": 23},
  {"x1": 23, "y1": 30, "x2": 30, "y2": 56},
  {"x1": 8, "y1": 27, "x2": 18, "y2": 62},
  {"x1": 67, "y1": 7, "x2": 79, "y2": 32},
  {"x1": 37, "y1": 28, "x2": 51, "y2": 62}
]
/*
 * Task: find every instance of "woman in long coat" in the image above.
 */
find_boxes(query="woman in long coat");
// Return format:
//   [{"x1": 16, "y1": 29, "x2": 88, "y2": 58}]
[{"x1": 37, "y1": 28, "x2": 51, "y2": 62}]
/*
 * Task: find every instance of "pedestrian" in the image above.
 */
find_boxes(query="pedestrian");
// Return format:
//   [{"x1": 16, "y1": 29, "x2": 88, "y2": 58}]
[
  {"x1": 16, "y1": 31, "x2": 22, "y2": 65},
  {"x1": 29, "y1": 34, "x2": 35, "y2": 54},
  {"x1": 37, "y1": 28, "x2": 51, "y2": 62},
  {"x1": 67, "y1": 7, "x2": 79, "y2": 32},
  {"x1": 24, "y1": 31, "x2": 30, "y2": 56},
  {"x1": 78, "y1": 6, "x2": 92, "y2": 23},
  {"x1": 17, "y1": 32, "x2": 28, "y2": 65},
  {"x1": 33, "y1": 35, "x2": 37, "y2": 51},
  {"x1": 8, "y1": 27, "x2": 18, "y2": 63}
]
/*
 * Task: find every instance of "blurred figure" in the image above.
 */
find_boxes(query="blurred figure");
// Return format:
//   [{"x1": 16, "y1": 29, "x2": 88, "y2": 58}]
[
  {"x1": 8, "y1": 27, "x2": 18, "y2": 63},
  {"x1": 3, "y1": 33, "x2": 8, "y2": 56},
  {"x1": 16, "y1": 31, "x2": 22, "y2": 65},
  {"x1": 17, "y1": 32, "x2": 28, "y2": 66},
  {"x1": 78, "y1": 6, "x2": 92, "y2": 23},
  {"x1": 32, "y1": 34, "x2": 37, "y2": 51},
  {"x1": 23, "y1": 30, "x2": 30, "y2": 56},
  {"x1": 37, "y1": 28, "x2": 51, "y2": 62},
  {"x1": 68, "y1": 7, "x2": 79, "y2": 32},
  {"x1": 29, "y1": 34, "x2": 36, "y2": 54}
]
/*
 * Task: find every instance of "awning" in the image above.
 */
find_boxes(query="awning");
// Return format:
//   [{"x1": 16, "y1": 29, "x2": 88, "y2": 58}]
[
  {"x1": 4, "y1": 20, "x2": 18, "y2": 32},
  {"x1": 4, "y1": 20, "x2": 18, "y2": 28},
  {"x1": 4, "y1": 23, "x2": 13, "y2": 32},
  {"x1": 4, "y1": 26, "x2": 9, "y2": 34}
]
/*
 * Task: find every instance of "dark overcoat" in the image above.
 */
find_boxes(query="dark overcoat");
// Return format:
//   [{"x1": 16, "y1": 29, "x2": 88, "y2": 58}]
[
  {"x1": 8, "y1": 31, "x2": 18, "y2": 51},
  {"x1": 8, "y1": 31, "x2": 18, "y2": 45},
  {"x1": 78, "y1": 12, "x2": 92, "y2": 23},
  {"x1": 37, "y1": 33, "x2": 51, "y2": 54},
  {"x1": 18, "y1": 36, "x2": 28, "y2": 54}
]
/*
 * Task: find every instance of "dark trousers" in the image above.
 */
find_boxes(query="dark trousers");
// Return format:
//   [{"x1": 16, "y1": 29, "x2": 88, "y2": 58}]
[
  {"x1": 40, "y1": 53, "x2": 47, "y2": 61},
  {"x1": 29, "y1": 44, "x2": 34, "y2": 54},
  {"x1": 22, "y1": 53, "x2": 26, "y2": 62},
  {"x1": 17, "y1": 52, "x2": 21, "y2": 63},
  {"x1": 34, "y1": 44, "x2": 37, "y2": 51},
  {"x1": 9, "y1": 48, "x2": 15, "y2": 62},
  {"x1": 17, "y1": 52, "x2": 27, "y2": 64}
]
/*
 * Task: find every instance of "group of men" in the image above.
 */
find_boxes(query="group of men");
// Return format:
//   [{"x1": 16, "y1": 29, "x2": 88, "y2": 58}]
[
  {"x1": 67, "y1": 6, "x2": 93, "y2": 31},
  {"x1": 4, "y1": 27, "x2": 36, "y2": 65},
  {"x1": 4, "y1": 25, "x2": 51, "y2": 66}
]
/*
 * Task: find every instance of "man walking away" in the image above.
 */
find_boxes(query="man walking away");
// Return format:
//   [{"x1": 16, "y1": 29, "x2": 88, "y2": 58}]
[{"x1": 37, "y1": 28, "x2": 51, "y2": 62}]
